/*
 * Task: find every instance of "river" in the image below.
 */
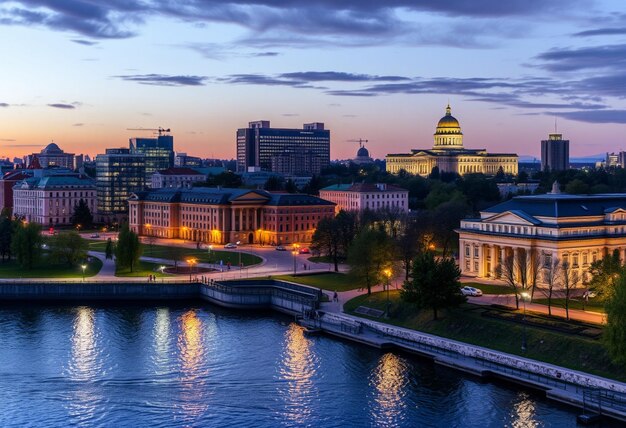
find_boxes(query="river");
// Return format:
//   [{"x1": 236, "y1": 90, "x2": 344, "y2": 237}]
[{"x1": 0, "y1": 304, "x2": 611, "y2": 427}]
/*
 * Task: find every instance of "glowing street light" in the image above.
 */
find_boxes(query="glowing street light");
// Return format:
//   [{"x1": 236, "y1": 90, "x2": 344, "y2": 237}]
[
  {"x1": 81, "y1": 264, "x2": 87, "y2": 281},
  {"x1": 292, "y1": 243, "x2": 300, "y2": 276},
  {"x1": 383, "y1": 268, "x2": 392, "y2": 318},
  {"x1": 520, "y1": 291, "x2": 530, "y2": 352},
  {"x1": 187, "y1": 258, "x2": 197, "y2": 281}
]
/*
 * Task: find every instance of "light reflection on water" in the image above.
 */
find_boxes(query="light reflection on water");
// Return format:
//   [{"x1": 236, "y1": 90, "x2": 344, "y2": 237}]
[
  {"x1": 369, "y1": 352, "x2": 409, "y2": 427},
  {"x1": 0, "y1": 305, "x2": 603, "y2": 428},
  {"x1": 276, "y1": 323, "x2": 319, "y2": 426}
]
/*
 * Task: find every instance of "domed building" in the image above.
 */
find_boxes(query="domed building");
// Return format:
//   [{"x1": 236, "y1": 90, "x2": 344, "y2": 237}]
[
  {"x1": 353, "y1": 143, "x2": 374, "y2": 165},
  {"x1": 386, "y1": 105, "x2": 518, "y2": 177},
  {"x1": 27, "y1": 142, "x2": 75, "y2": 170}
]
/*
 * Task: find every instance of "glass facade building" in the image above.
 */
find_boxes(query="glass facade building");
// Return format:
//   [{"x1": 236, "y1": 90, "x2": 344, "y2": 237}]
[
  {"x1": 236, "y1": 121, "x2": 330, "y2": 175},
  {"x1": 130, "y1": 135, "x2": 174, "y2": 183},
  {"x1": 95, "y1": 148, "x2": 145, "y2": 219}
]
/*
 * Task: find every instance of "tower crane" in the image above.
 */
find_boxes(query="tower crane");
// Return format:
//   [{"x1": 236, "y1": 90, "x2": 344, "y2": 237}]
[
  {"x1": 126, "y1": 127, "x2": 171, "y2": 136},
  {"x1": 346, "y1": 138, "x2": 368, "y2": 148}
]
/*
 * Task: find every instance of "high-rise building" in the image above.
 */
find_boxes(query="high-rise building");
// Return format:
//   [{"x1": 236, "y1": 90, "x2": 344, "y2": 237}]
[
  {"x1": 236, "y1": 121, "x2": 330, "y2": 175},
  {"x1": 541, "y1": 133, "x2": 569, "y2": 172},
  {"x1": 129, "y1": 134, "x2": 174, "y2": 184},
  {"x1": 95, "y1": 148, "x2": 145, "y2": 222}
]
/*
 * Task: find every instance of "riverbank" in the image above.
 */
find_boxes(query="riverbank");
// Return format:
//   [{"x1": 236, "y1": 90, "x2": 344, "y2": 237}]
[{"x1": 300, "y1": 310, "x2": 626, "y2": 423}]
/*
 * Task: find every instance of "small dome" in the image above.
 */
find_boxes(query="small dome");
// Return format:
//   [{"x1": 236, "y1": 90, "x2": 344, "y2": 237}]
[
  {"x1": 42, "y1": 142, "x2": 62, "y2": 154},
  {"x1": 357, "y1": 146, "x2": 370, "y2": 157}
]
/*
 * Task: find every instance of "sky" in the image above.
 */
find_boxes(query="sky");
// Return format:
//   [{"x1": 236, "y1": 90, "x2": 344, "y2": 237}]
[{"x1": 0, "y1": 0, "x2": 625, "y2": 161}]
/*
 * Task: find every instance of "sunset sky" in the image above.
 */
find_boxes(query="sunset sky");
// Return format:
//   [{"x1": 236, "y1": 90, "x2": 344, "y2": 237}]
[{"x1": 1, "y1": 0, "x2": 625, "y2": 161}]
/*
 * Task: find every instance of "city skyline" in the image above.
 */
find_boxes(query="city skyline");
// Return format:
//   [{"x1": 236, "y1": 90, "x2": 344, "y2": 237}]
[{"x1": 1, "y1": 1, "x2": 625, "y2": 160}]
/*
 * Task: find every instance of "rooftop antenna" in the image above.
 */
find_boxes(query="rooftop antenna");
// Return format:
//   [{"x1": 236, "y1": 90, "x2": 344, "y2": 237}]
[{"x1": 554, "y1": 116, "x2": 558, "y2": 134}]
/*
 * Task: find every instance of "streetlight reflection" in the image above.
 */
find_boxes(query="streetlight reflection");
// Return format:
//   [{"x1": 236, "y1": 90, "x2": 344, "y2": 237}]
[{"x1": 369, "y1": 352, "x2": 408, "y2": 427}]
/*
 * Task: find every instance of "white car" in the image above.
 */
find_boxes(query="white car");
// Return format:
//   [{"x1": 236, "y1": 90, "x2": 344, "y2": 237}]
[
  {"x1": 224, "y1": 243, "x2": 237, "y2": 249},
  {"x1": 461, "y1": 286, "x2": 483, "y2": 297}
]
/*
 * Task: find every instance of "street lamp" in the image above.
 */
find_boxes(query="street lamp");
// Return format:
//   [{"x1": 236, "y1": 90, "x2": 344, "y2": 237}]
[
  {"x1": 383, "y1": 268, "x2": 392, "y2": 318},
  {"x1": 81, "y1": 264, "x2": 87, "y2": 281},
  {"x1": 208, "y1": 244, "x2": 213, "y2": 264},
  {"x1": 187, "y1": 258, "x2": 197, "y2": 281},
  {"x1": 159, "y1": 265, "x2": 165, "y2": 282},
  {"x1": 521, "y1": 291, "x2": 530, "y2": 352}
]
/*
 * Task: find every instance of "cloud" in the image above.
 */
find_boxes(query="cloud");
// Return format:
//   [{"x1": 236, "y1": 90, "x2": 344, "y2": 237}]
[
  {"x1": 71, "y1": 39, "x2": 98, "y2": 46},
  {"x1": 0, "y1": 103, "x2": 8, "y2": 107},
  {"x1": 0, "y1": 139, "x2": 17, "y2": 142},
  {"x1": 553, "y1": 110, "x2": 626, "y2": 124},
  {"x1": 573, "y1": 28, "x2": 626, "y2": 37},
  {"x1": 73, "y1": 123, "x2": 84, "y2": 127},
  {"x1": 48, "y1": 103, "x2": 76, "y2": 109},
  {"x1": 115, "y1": 74, "x2": 207, "y2": 86},
  {"x1": 281, "y1": 113, "x2": 299, "y2": 117},
  {"x1": 535, "y1": 44, "x2": 626, "y2": 72},
  {"x1": 0, "y1": 0, "x2": 580, "y2": 46}
]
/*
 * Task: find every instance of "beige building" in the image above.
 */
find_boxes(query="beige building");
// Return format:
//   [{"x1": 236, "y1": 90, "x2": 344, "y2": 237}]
[
  {"x1": 386, "y1": 105, "x2": 518, "y2": 177},
  {"x1": 457, "y1": 187, "x2": 626, "y2": 285},
  {"x1": 319, "y1": 183, "x2": 409, "y2": 213}
]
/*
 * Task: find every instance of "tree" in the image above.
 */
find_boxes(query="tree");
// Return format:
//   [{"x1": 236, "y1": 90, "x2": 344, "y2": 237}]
[
  {"x1": 264, "y1": 175, "x2": 282, "y2": 191},
  {"x1": 432, "y1": 200, "x2": 469, "y2": 258},
  {"x1": 587, "y1": 249, "x2": 622, "y2": 301},
  {"x1": 540, "y1": 257, "x2": 561, "y2": 317},
  {"x1": 311, "y1": 217, "x2": 340, "y2": 272},
  {"x1": 105, "y1": 238, "x2": 114, "y2": 260},
  {"x1": 401, "y1": 251, "x2": 465, "y2": 320},
  {"x1": 115, "y1": 223, "x2": 142, "y2": 272},
  {"x1": 49, "y1": 231, "x2": 88, "y2": 266},
  {"x1": 604, "y1": 271, "x2": 626, "y2": 367},
  {"x1": 527, "y1": 248, "x2": 542, "y2": 300},
  {"x1": 560, "y1": 261, "x2": 580, "y2": 321},
  {"x1": 71, "y1": 199, "x2": 93, "y2": 229},
  {"x1": 11, "y1": 222, "x2": 42, "y2": 269},
  {"x1": 347, "y1": 228, "x2": 394, "y2": 295},
  {"x1": 0, "y1": 210, "x2": 14, "y2": 261},
  {"x1": 497, "y1": 252, "x2": 523, "y2": 309}
]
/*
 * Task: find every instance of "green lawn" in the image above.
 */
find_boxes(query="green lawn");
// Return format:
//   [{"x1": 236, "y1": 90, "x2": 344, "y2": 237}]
[
  {"x1": 87, "y1": 240, "x2": 262, "y2": 266},
  {"x1": 534, "y1": 298, "x2": 606, "y2": 314},
  {"x1": 462, "y1": 282, "x2": 516, "y2": 295},
  {"x1": 0, "y1": 257, "x2": 102, "y2": 278},
  {"x1": 344, "y1": 291, "x2": 624, "y2": 382},
  {"x1": 115, "y1": 261, "x2": 174, "y2": 278},
  {"x1": 271, "y1": 272, "x2": 361, "y2": 291}
]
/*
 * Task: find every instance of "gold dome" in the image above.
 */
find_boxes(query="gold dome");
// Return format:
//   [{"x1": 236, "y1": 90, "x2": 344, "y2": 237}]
[{"x1": 436, "y1": 104, "x2": 460, "y2": 129}]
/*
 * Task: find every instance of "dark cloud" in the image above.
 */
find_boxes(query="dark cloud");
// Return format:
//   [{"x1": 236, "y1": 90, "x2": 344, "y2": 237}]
[
  {"x1": 553, "y1": 110, "x2": 626, "y2": 124},
  {"x1": 573, "y1": 28, "x2": 626, "y2": 37},
  {"x1": 0, "y1": 103, "x2": 8, "y2": 107},
  {"x1": 0, "y1": 0, "x2": 579, "y2": 44},
  {"x1": 252, "y1": 51, "x2": 280, "y2": 57},
  {"x1": 48, "y1": 103, "x2": 76, "y2": 109},
  {"x1": 279, "y1": 71, "x2": 409, "y2": 82},
  {"x1": 73, "y1": 123, "x2": 84, "y2": 127},
  {"x1": 71, "y1": 39, "x2": 98, "y2": 46},
  {"x1": 535, "y1": 44, "x2": 626, "y2": 72},
  {"x1": 281, "y1": 113, "x2": 299, "y2": 117},
  {"x1": 115, "y1": 74, "x2": 207, "y2": 86}
]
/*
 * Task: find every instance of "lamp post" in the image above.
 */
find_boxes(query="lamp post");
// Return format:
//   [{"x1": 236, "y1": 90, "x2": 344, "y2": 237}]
[
  {"x1": 521, "y1": 291, "x2": 530, "y2": 352},
  {"x1": 383, "y1": 268, "x2": 392, "y2": 318},
  {"x1": 187, "y1": 258, "x2": 197, "y2": 281},
  {"x1": 292, "y1": 243, "x2": 300, "y2": 276},
  {"x1": 236, "y1": 241, "x2": 242, "y2": 276},
  {"x1": 208, "y1": 244, "x2": 213, "y2": 264},
  {"x1": 81, "y1": 264, "x2": 87, "y2": 282}
]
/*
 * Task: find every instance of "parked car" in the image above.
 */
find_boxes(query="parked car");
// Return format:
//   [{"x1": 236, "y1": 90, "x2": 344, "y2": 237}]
[
  {"x1": 275, "y1": 245, "x2": 286, "y2": 251},
  {"x1": 90, "y1": 233, "x2": 100, "y2": 238},
  {"x1": 224, "y1": 243, "x2": 237, "y2": 249},
  {"x1": 298, "y1": 247, "x2": 311, "y2": 254},
  {"x1": 461, "y1": 286, "x2": 483, "y2": 297}
]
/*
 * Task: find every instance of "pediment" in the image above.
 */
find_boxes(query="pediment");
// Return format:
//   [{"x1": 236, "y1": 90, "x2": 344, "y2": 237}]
[
  {"x1": 483, "y1": 210, "x2": 539, "y2": 226},
  {"x1": 230, "y1": 190, "x2": 270, "y2": 203}
]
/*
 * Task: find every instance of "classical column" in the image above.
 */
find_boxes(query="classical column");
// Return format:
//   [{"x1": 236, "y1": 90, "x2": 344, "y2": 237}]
[
  {"x1": 489, "y1": 245, "x2": 496, "y2": 278},
  {"x1": 239, "y1": 208, "x2": 243, "y2": 232},
  {"x1": 253, "y1": 208, "x2": 258, "y2": 230}
]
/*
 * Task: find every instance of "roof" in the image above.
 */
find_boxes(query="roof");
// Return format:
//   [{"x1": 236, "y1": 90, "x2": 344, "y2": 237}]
[
  {"x1": 321, "y1": 183, "x2": 408, "y2": 193},
  {"x1": 483, "y1": 193, "x2": 626, "y2": 219},
  {"x1": 41, "y1": 143, "x2": 62, "y2": 154},
  {"x1": 155, "y1": 167, "x2": 203, "y2": 176},
  {"x1": 133, "y1": 187, "x2": 334, "y2": 207},
  {"x1": 16, "y1": 174, "x2": 95, "y2": 189}
]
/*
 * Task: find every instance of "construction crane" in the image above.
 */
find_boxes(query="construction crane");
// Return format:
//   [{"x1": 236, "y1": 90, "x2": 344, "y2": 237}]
[
  {"x1": 126, "y1": 127, "x2": 171, "y2": 136},
  {"x1": 346, "y1": 138, "x2": 368, "y2": 148}
]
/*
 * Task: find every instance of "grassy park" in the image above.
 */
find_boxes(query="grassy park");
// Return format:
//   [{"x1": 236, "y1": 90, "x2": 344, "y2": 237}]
[
  {"x1": 87, "y1": 240, "x2": 262, "y2": 266},
  {"x1": 533, "y1": 298, "x2": 606, "y2": 314},
  {"x1": 462, "y1": 282, "x2": 516, "y2": 295},
  {"x1": 115, "y1": 261, "x2": 174, "y2": 278},
  {"x1": 345, "y1": 291, "x2": 625, "y2": 382},
  {"x1": 0, "y1": 257, "x2": 102, "y2": 278},
  {"x1": 272, "y1": 272, "x2": 361, "y2": 292}
]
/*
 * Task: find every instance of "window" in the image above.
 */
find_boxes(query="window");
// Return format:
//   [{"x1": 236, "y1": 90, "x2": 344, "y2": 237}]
[
  {"x1": 465, "y1": 245, "x2": 470, "y2": 257},
  {"x1": 473, "y1": 246, "x2": 479, "y2": 258}
]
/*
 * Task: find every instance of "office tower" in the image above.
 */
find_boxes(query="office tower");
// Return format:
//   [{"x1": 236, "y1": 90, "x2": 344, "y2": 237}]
[
  {"x1": 129, "y1": 134, "x2": 174, "y2": 183},
  {"x1": 236, "y1": 121, "x2": 330, "y2": 175},
  {"x1": 95, "y1": 148, "x2": 145, "y2": 222},
  {"x1": 541, "y1": 133, "x2": 569, "y2": 172}
]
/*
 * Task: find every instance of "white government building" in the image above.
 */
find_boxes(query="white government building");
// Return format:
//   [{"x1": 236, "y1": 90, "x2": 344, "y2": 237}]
[
  {"x1": 386, "y1": 105, "x2": 518, "y2": 177},
  {"x1": 457, "y1": 185, "x2": 626, "y2": 285}
]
